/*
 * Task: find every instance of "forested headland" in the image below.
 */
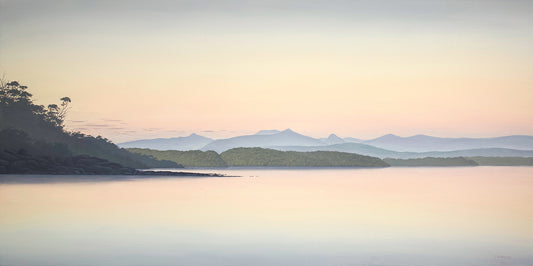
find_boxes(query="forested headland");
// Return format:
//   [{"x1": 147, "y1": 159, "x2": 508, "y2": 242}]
[{"x1": 0, "y1": 80, "x2": 180, "y2": 174}]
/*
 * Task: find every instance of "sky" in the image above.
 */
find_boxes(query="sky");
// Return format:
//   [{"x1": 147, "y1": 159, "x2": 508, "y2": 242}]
[{"x1": 1, "y1": 0, "x2": 532, "y2": 142}]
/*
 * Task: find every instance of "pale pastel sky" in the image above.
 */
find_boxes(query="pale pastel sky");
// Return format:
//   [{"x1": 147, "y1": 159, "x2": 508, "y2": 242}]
[{"x1": 1, "y1": 0, "x2": 532, "y2": 142}]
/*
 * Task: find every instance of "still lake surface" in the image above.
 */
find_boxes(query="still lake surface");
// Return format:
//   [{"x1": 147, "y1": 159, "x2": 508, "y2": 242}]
[{"x1": 1, "y1": 167, "x2": 532, "y2": 266}]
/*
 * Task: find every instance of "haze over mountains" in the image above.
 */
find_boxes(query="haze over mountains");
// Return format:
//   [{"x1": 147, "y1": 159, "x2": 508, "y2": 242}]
[
  {"x1": 320, "y1": 134, "x2": 346, "y2": 145},
  {"x1": 119, "y1": 133, "x2": 213, "y2": 151},
  {"x1": 118, "y1": 129, "x2": 533, "y2": 158},
  {"x1": 274, "y1": 144, "x2": 533, "y2": 159},
  {"x1": 361, "y1": 134, "x2": 533, "y2": 152},
  {"x1": 255, "y1": 130, "x2": 281, "y2": 135},
  {"x1": 201, "y1": 129, "x2": 324, "y2": 153}
]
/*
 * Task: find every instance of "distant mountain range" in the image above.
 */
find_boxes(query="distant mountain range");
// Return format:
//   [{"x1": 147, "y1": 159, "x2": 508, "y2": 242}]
[
  {"x1": 360, "y1": 134, "x2": 533, "y2": 152},
  {"x1": 118, "y1": 133, "x2": 212, "y2": 151},
  {"x1": 273, "y1": 144, "x2": 533, "y2": 159},
  {"x1": 201, "y1": 129, "x2": 324, "y2": 153},
  {"x1": 118, "y1": 130, "x2": 533, "y2": 158}
]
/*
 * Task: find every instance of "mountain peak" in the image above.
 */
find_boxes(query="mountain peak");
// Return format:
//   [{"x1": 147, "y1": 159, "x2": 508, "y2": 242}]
[
  {"x1": 187, "y1": 133, "x2": 211, "y2": 140},
  {"x1": 201, "y1": 128, "x2": 325, "y2": 152},
  {"x1": 328, "y1": 133, "x2": 340, "y2": 139},
  {"x1": 279, "y1": 128, "x2": 299, "y2": 135},
  {"x1": 323, "y1": 133, "x2": 345, "y2": 144}
]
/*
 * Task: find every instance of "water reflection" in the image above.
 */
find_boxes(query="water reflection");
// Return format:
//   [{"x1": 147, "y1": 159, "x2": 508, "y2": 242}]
[{"x1": 1, "y1": 167, "x2": 532, "y2": 265}]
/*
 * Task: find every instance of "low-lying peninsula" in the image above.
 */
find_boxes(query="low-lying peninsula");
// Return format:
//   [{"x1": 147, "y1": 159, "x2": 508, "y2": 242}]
[{"x1": 384, "y1": 156, "x2": 533, "y2": 167}]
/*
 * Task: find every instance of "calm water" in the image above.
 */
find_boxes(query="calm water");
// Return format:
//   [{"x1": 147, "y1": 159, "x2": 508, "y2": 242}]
[{"x1": 1, "y1": 167, "x2": 532, "y2": 266}]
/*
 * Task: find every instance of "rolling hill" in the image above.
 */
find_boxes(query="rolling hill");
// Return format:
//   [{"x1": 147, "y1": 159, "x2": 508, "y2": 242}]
[
  {"x1": 127, "y1": 148, "x2": 227, "y2": 167},
  {"x1": 220, "y1": 148, "x2": 389, "y2": 167}
]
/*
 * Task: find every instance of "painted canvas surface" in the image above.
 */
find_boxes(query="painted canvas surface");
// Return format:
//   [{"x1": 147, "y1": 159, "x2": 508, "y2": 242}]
[{"x1": 1, "y1": 1, "x2": 532, "y2": 265}]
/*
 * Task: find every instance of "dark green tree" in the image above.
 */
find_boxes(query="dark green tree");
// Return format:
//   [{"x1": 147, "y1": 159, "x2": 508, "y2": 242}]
[{"x1": 1, "y1": 79, "x2": 70, "y2": 128}]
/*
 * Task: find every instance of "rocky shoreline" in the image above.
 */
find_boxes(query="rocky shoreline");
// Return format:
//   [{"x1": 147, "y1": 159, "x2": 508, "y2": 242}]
[{"x1": 0, "y1": 150, "x2": 225, "y2": 177}]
